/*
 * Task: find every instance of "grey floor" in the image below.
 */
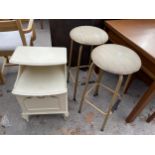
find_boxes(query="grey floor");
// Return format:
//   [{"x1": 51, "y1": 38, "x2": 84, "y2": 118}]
[{"x1": 0, "y1": 20, "x2": 155, "y2": 135}]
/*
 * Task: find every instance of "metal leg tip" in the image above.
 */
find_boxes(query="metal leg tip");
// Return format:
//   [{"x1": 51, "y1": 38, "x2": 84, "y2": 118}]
[
  {"x1": 100, "y1": 129, "x2": 104, "y2": 132},
  {"x1": 94, "y1": 93, "x2": 98, "y2": 97},
  {"x1": 78, "y1": 110, "x2": 81, "y2": 113},
  {"x1": 67, "y1": 78, "x2": 70, "y2": 83},
  {"x1": 73, "y1": 98, "x2": 76, "y2": 101}
]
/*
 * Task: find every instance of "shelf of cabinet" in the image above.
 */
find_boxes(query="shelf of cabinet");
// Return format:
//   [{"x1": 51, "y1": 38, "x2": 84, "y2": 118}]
[{"x1": 12, "y1": 65, "x2": 67, "y2": 96}]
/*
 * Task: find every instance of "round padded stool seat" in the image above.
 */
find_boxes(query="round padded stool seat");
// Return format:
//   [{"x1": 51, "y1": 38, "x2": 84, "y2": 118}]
[
  {"x1": 70, "y1": 26, "x2": 108, "y2": 45},
  {"x1": 91, "y1": 44, "x2": 141, "y2": 75}
]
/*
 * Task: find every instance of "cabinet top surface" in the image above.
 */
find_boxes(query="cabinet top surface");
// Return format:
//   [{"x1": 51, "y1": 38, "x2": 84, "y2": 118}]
[{"x1": 10, "y1": 46, "x2": 67, "y2": 66}]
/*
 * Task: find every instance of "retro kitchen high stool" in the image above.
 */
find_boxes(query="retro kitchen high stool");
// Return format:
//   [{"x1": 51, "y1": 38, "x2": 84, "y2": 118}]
[
  {"x1": 10, "y1": 46, "x2": 68, "y2": 121},
  {"x1": 79, "y1": 44, "x2": 141, "y2": 131},
  {"x1": 68, "y1": 26, "x2": 108, "y2": 101}
]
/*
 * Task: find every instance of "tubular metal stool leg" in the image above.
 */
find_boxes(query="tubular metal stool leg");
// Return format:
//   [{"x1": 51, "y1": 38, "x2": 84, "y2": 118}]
[
  {"x1": 101, "y1": 75, "x2": 123, "y2": 131},
  {"x1": 88, "y1": 46, "x2": 94, "y2": 65},
  {"x1": 79, "y1": 63, "x2": 95, "y2": 113},
  {"x1": 73, "y1": 45, "x2": 83, "y2": 101},
  {"x1": 94, "y1": 69, "x2": 103, "y2": 96},
  {"x1": 80, "y1": 46, "x2": 95, "y2": 86},
  {"x1": 0, "y1": 72, "x2": 4, "y2": 84},
  {"x1": 5, "y1": 56, "x2": 9, "y2": 63},
  {"x1": 123, "y1": 74, "x2": 132, "y2": 94},
  {"x1": 67, "y1": 39, "x2": 74, "y2": 82},
  {"x1": 1, "y1": 57, "x2": 7, "y2": 74},
  {"x1": 111, "y1": 74, "x2": 133, "y2": 112}
]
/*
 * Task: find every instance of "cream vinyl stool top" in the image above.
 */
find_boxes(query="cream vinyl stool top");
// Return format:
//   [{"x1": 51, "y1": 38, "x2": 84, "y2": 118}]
[
  {"x1": 70, "y1": 26, "x2": 108, "y2": 45},
  {"x1": 91, "y1": 44, "x2": 141, "y2": 75}
]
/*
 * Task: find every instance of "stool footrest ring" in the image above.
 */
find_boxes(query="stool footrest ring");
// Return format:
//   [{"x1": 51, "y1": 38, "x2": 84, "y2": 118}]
[{"x1": 84, "y1": 83, "x2": 121, "y2": 116}]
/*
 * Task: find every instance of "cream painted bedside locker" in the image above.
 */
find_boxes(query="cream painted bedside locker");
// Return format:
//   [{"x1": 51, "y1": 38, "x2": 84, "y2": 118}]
[{"x1": 10, "y1": 46, "x2": 68, "y2": 121}]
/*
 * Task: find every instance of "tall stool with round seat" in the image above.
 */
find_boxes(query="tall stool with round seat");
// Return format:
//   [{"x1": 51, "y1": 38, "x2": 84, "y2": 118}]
[
  {"x1": 68, "y1": 26, "x2": 108, "y2": 101},
  {"x1": 78, "y1": 44, "x2": 141, "y2": 131}
]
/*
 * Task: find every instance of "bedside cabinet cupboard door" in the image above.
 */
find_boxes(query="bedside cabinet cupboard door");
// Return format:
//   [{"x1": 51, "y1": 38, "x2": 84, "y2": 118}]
[{"x1": 16, "y1": 94, "x2": 67, "y2": 114}]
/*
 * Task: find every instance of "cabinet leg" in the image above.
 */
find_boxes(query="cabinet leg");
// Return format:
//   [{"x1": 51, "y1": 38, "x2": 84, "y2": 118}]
[
  {"x1": 64, "y1": 112, "x2": 69, "y2": 120},
  {"x1": 22, "y1": 114, "x2": 29, "y2": 122}
]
